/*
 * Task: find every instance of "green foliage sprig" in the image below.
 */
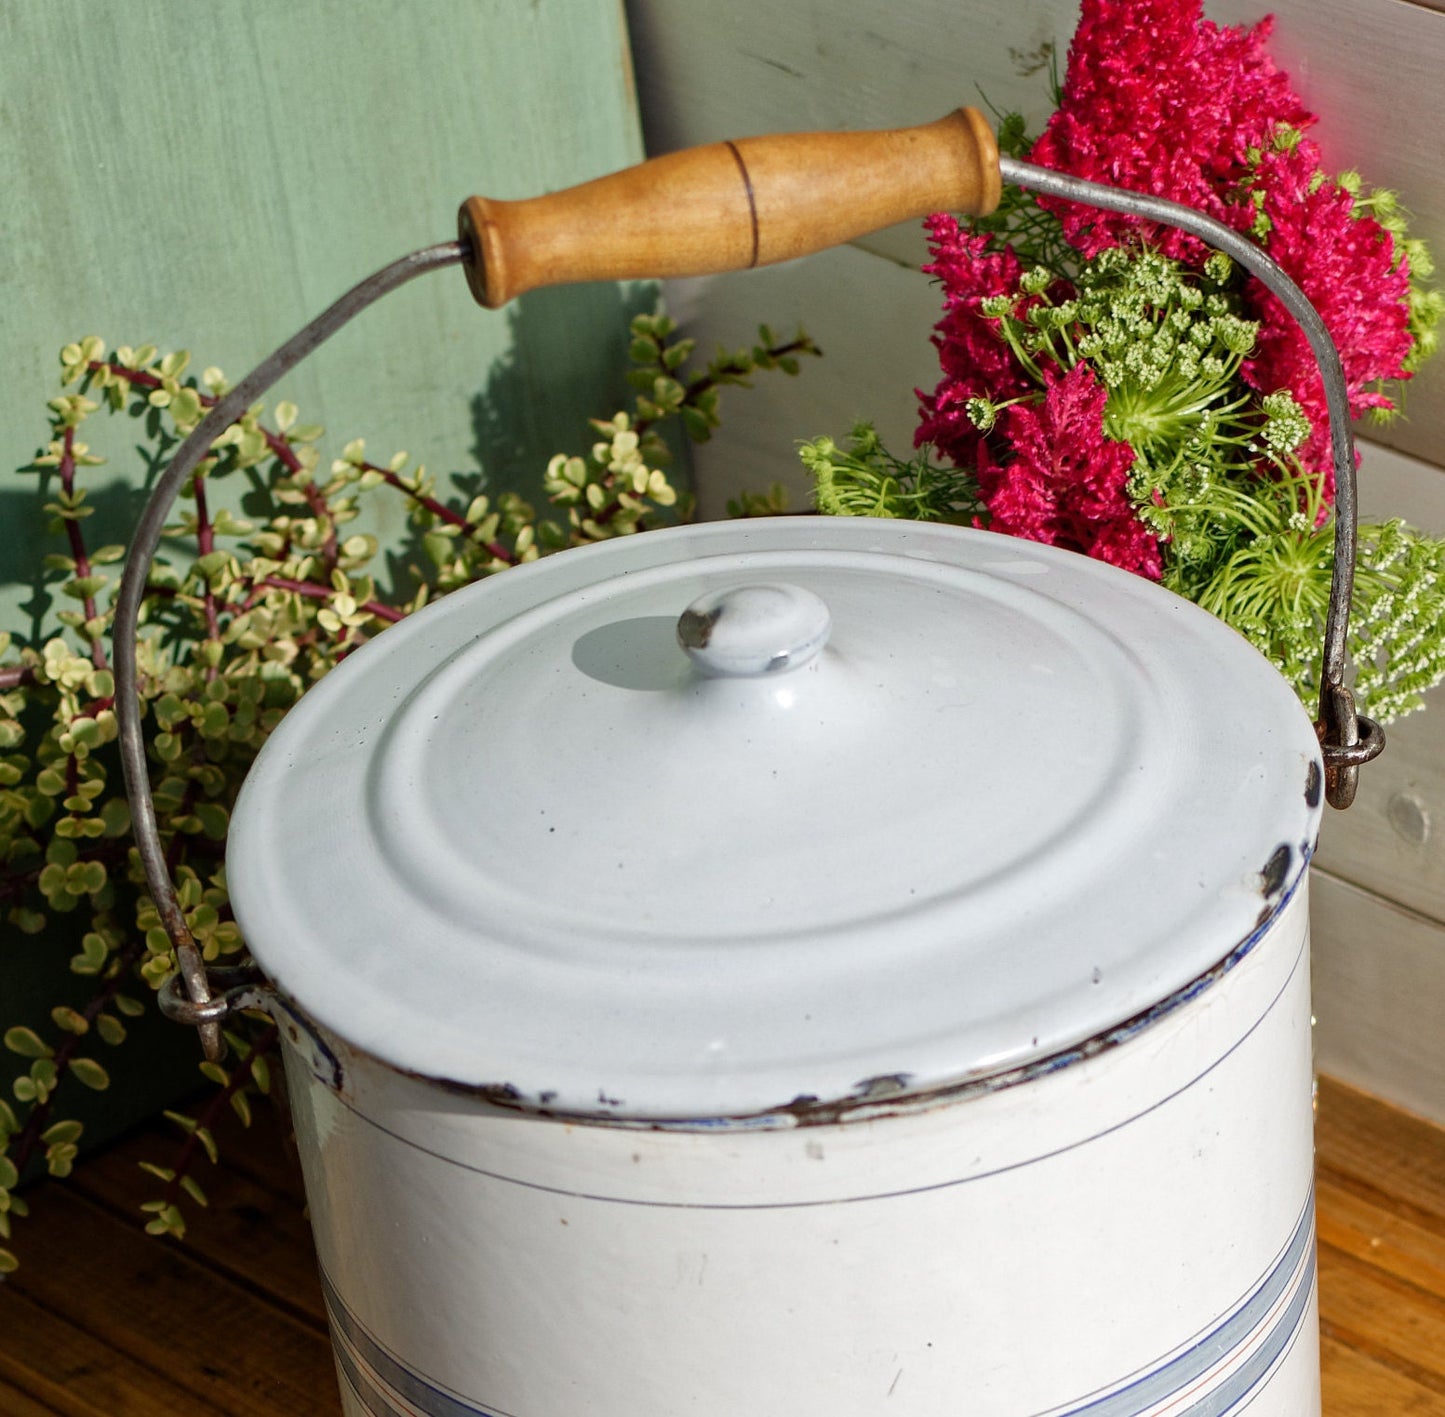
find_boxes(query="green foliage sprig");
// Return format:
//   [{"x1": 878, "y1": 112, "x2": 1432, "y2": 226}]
[
  {"x1": 800, "y1": 413, "x2": 1445, "y2": 724},
  {"x1": 0, "y1": 313, "x2": 817, "y2": 1269},
  {"x1": 801, "y1": 422, "x2": 983, "y2": 525}
]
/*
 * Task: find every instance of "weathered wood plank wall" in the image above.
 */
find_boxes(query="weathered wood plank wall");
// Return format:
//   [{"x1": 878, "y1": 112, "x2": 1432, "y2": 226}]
[{"x1": 624, "y1": 0, "x2": 1445, "y2": 1123}]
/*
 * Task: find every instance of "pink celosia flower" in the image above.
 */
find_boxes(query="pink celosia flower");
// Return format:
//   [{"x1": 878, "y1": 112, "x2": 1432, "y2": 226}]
[
  {"x1": 1239, "y1": 145, "x2": 1415, "y2": 499},
  {"x1": 914, "y1": 0, "x2": 1426, "y2": 569},
  {"x1": 915, "y1": 214, "x2": 1037, "y2": 468},
  {"x1": 1029, "y1": 0, "x2": 1315, "y2": 262},
  {"x1": 991, "y1": 0, "x2": 1417, "y2": 503},
  {"x1": 977, "y1": 363, "x2": 1163, "y2": 578}
]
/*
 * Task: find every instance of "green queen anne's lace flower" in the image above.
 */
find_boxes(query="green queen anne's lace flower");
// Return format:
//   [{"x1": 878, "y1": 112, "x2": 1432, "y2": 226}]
[{"x1": 1259, "y1": 391, "x2": 1311, "y2": 456}]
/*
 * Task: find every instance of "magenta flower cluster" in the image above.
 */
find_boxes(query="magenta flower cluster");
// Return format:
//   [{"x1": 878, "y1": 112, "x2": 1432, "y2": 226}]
[{"x1": 917, "y1": 0, "x2": 1420, "y2": 575}]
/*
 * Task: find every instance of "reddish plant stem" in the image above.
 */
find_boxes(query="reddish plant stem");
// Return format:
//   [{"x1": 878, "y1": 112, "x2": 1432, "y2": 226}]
[
  {"x1": 57, "y1": 427, "x2": 109, "y2": 672},
  {"x1": 161, "y1": 1020, "x2": 279, "y2": 1211},
  {"x1": 88, "y1": 359, "x2": 377, "y2": 656},
  {"x1": 258, "y1": 575, "x2": 405, "y2": 623},
  {"x1": 301, "y1": 480, "x2": 340, "y2": 576},
  {"x1": 0, "y1": 664, "x2": 36, "y2": 691},
  {"x1": 89, "y1": 357, "x2": 326, "y2": 558},
  {"x1": 191, "y1": 473, "x2": 216, "y2": 555},
  {"x1": 583, "y1": 339, "x2": 815, "y2": 535},
  {"x1": 629, "y1": 338, "x2": 816, "y2": 445},
  {"x1": 190, "y1": 473, "x2": 223, "y2": 676},
  {"x1": 588, "y1": 500, "x2": 627, "y2": 530},
  {"x1": 360, "y1": 461, "x2": 518, "y2": 566},
  {"x1": 260, "y1": 427, "x2": 303, "y2": 475},
  {"x1": 366, "y1": 461, "x2": 469, "y2": 528},
  {"x1": 92, "y1": 361, "x2": 305, "y2": 482},
  {"x1": 88, "y1": 359, "x2": 528, "y2": 573},
  {"x1": 92, "y1": 361, "x2": 164, "y2": 395}
]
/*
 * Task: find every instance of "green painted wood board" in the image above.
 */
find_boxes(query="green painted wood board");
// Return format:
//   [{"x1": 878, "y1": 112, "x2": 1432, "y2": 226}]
[
  {"x1": 1, "y1": 0, "x2": 647, "y2": 635},
  {"x1": 1, "y1": 0, "x2": 645, "y2": 1141}
]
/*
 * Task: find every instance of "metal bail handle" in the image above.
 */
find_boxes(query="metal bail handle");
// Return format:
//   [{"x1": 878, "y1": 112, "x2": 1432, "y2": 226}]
[
  {"x1": 1001, "y1": 156, "x2": 1385, "y2": 809},
  {"x1": 112, "y1": 243, "x2": 468, "y2": 1060},
  {"x1": 114, "y1": 112, "x2": 1383, "y2": 1056}
]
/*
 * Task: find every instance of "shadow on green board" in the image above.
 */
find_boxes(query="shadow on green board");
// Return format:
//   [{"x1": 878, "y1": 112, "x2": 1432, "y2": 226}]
[
  {"x1": 468, "y1": 280, "x2": 670, "y2": 504},
  {"x1": 380, "y1": 278, "x2": 681, "y2": 600},
  {"x1": 0, "y1": 481, "x2": 160, "y2": 648}
]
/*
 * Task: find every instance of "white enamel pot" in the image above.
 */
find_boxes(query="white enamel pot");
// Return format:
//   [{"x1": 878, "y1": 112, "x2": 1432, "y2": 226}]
[
  {"x1": 110, "y1": 107, "x2": 1387, "y2": 1417},
  {"x1": 223, "y1": 515, "x2": 1327, "y2": 1416}
]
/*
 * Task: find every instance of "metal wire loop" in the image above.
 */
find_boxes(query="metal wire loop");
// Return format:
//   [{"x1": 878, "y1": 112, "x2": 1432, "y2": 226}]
[
  {"x1": 112, "y1": 243, "x2": 466, "y2": 1060},
  {"x1": 158, "y1": 966, "x2": 274, "y2": 1028},
  {"x1": 156, "y1": 979, "x2": 234, "y2": 1027}
]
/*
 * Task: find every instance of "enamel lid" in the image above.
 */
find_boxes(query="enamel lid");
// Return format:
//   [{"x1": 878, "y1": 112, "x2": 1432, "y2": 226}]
[{"x1": 227, "y1": 517, "x2": 1322, "y2": 1119}]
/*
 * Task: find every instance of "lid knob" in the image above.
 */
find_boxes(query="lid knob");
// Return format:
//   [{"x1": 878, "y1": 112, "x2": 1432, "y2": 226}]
[{"x1": 677, "y1": 582, "x2": 831, "y2": 677}]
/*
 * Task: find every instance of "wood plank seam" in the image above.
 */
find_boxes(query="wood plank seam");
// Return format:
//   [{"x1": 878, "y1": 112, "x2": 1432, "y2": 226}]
[
  {"x1": 68, "y1": 1181, "x2": 331, "y2": 1340},
  {"x1": 1319, "y1": 1313, "x2": 1445, "y2": 1401},
  {"x1": 35, "y1": 1190, "x2": 335, "y2": 1360},
  {"x1": 1317, "y1": 1162, "x2": 1445, "y2": 1238},
  {"x1": 1319, "y1": 1243, "x2": 1445, "y2": 1395},
  {"x1": 0, "y1": 1330, "x2": 81, "y2": 1417},
  {"x1": 8, "y1": 1183, "x2": 340, "y2": 1416},
  {"x1": 1314, "y1": 863, "x2": 1445, "y2": 933},
  {"x1": 0, "y1": 1283, "x2": 199, "y2": 1416}
]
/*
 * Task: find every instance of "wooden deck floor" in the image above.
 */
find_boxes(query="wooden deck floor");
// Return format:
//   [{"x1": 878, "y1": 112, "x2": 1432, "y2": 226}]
[{"x1": 0, "y1": 1075, "x2": 1442, "y2": 1414}]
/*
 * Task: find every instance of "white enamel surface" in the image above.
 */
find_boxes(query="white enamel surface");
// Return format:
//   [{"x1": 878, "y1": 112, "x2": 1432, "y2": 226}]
[
  {"x1": 227, "y1": 518, "x2": 1323, "y2": 1117},
  {"x1": 286, "y1": 888, "x2": 1319, "y2": 1416}
]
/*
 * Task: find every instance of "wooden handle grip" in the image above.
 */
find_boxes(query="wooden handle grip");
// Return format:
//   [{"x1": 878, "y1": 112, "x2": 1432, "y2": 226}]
[{"x1": 458, "y1": 106, "x2": 1000, "y2": 309}]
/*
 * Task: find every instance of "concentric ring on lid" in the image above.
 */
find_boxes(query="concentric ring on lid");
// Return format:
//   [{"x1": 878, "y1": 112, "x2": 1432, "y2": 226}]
[{"x1": 227, "y1": 517, "x2": 1322, "y2": 1120}]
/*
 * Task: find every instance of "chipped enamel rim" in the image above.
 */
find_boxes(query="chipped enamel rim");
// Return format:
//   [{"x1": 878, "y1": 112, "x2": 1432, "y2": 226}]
[
  {"x1": 227, "y1": 518, "x2": 1323, "y2": 1120},
  {"x1": 268, "y1": 859, "x2": 1310, "y2": 1135}
]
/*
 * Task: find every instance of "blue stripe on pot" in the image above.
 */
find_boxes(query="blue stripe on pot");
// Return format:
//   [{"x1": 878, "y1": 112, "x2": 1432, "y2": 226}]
[
  {"x1": 1042, "y1": 1191, "x2": 1316, "y2": 1416},
  {"x1": 321, "y1": 1268, "x2": 514, "y2": 1417},
  {"x1": 334, "y1": 1349, "x2": 400, "y2": 1417},
  {"x1": 317, "y1": 1191, "x2": 1313, "y2": 1416}
]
